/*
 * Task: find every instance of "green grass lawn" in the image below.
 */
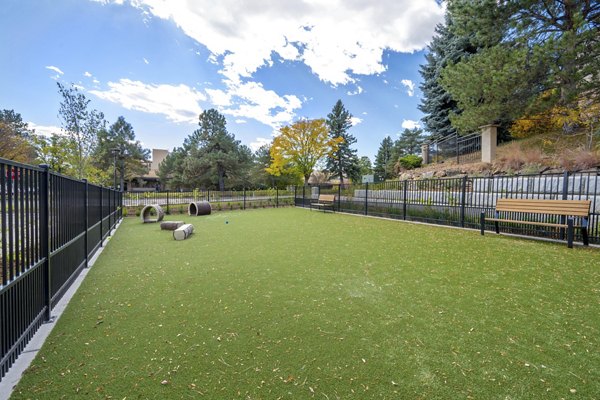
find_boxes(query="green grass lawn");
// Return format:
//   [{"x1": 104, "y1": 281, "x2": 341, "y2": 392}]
[{"x1": 12, "y1": 208, "x2": 600, "y2": 399}]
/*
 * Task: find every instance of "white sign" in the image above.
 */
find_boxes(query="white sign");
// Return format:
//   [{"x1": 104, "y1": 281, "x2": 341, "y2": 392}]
[{"x1": 361, "y1": 175, "x2": 374, "y2": 184}]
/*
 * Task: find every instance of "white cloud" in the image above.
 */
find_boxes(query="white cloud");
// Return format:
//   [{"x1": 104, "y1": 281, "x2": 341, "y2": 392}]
[
  {"x1": 113, "y1": 0, "x2": 444, "y2": 86},
  {"x1": 350, "y1": 117, "x2": 363, "y2": 126},
  {"x1": 84, "y1": 71, "x2": 92, "y2": 77},
  {"x1": 347, "y1": 86, "x2": 364, "y2": 96},
  {"x1": 90, "y1": 79, "x2": 205, "y2": 124},
  {"x1": 235, "y1": 119, "x2": 247, "y2": 124},
  {"x1": 401, "y1": 119, "x2": 421, "y2": 130},
  {"x1": 45, "y1": 65, "x2": 64, "y2": 75},
  {"x1": 401, "y1": 79, "x2": 415, "y2": 96},
  {"x1": 207, "y1": 80, "x2": 302, "y2": 130},
  {"x1": 45, "y1": 65, "x2": 64, "y2": 80},
  {"x1": 28, "y1": 122, "x2": 63, "y2": 137},
  {"x1": 249, "y1": 137, "x2": 271, "y2": 152},
  {"x1": 143, "y1": 58, "x2": 150, "y2": 64},
  {"x1": 97, "y1": 1, "x2": 444, "y2": 129}
]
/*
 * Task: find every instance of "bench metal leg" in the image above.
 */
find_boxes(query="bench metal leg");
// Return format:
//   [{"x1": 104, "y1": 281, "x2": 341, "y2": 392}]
[
  {"x1": 494, "y1": 221, "x2": 500, "y2": 234},
  {"x1": 480, "y1": 212, "x2": 485, "y2": 235},
  {"x1": 567, "y1": 218, "x2": 574, "y2": 248}
]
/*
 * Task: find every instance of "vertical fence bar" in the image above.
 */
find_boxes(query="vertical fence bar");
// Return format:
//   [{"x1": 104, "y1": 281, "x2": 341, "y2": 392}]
[
  {"x1": 338, "y1": 184, "x2": 341, "y2": 212},
  {"x1": 460, "y1": 176, "x2": 467, "y2": 228},
  {"x1": 84, "y1": 180, "x2": 89, "y2": 267},
  {"x1": 364, "y1": 182, "x2": 368, "y2": 216},
  {"x1": 243, "y1": 188, "x2": 246, "y2": 210},
  {"x1": 403, "y1": 180, "x2": 408, "y2": 220},
  {"x1": 39, "y1": 165, "x2": 51, "y2": 322},
  {"x1": 276, "y1": 187, "x2": 279, "y2": 208},
  {"x1": 0, "y1": 164, "x2": 6, "y2": 285},
  {"x1": 559, "y1": 171, "x2": 569, "y2": 239},
  {"x1": 302, "y1": 186, "x2": 306, "y2": 208}
]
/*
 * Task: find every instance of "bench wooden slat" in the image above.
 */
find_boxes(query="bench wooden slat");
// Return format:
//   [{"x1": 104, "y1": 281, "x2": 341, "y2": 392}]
[{"x1": 495, "y1": 199, "x2": 591, "y2": 216}]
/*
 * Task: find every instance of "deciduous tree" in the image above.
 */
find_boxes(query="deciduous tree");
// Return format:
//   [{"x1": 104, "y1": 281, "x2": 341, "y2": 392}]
[
  {"x1": 57, "y1": 82, "x2": 106, "y2": 178},
  {"x1": 268, "y1": 119, "x2": 342, "y2": 184},
  {"x1": 0, "y1": 109, "x2": 36, "y2": 163}
]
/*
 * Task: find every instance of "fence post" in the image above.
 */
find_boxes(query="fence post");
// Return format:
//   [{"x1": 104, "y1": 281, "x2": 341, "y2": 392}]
[
  {"x1": 166, "y1": 191, "x2": 170, "y2": 215},
  {"x1": 338, "y1": 184, "x2": 341, "y2": 212},
  {"x1": 403, "y1": 180, "x2": 408, "y2": 220},
  {"x1": 83, "y1": 179, "x2": 89, "y2": 268},
  {"x1": 276, "y1": 187, "x2": 279, "y2": 208},
  {"x1": 243, "y1": 188, "x2": 246, "y2": 210},
  {"x1": 294, "y1": 186, "x2": 297, "y2": 207},
  {"x1": 39, "y1": 165, "x2": 52, "y2": 321},
  {"x1": 559, "y1": 171, "x2": 570, "y2": 239},
  {"x1": 364, "y1": 182, "x2": 369, "y2": 216},
  {"x1": 460, "y1": 176, "x2": 467, "y2": 228}
]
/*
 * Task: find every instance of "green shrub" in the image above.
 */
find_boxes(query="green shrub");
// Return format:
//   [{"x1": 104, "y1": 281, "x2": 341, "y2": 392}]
[
  {"x1": 398, "y1": 154, "x2": 422, "y2": 170},
  {"x1": 122, "y1": 207, "x2": 128, "y2": 217}
]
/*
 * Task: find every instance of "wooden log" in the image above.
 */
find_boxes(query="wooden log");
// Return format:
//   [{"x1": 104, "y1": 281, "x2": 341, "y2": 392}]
[
  {"x1": 173, "y1": 223, "x2": 194, "y2": 240},
  {"x1": 188, "y1": 201, "x2": 211, "y2": 216},
  {"x1": 160, "y1": 221, "x2": 185, "y2": 231},
  {"x1": 141, "y1": 204, "x2": 165, "y2": 223}
]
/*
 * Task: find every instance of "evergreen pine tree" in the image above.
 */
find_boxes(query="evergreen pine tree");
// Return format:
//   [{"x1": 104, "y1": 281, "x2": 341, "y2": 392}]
[
  {"x1": 418, "y1": 15, "x2": 478, "y2": 139},
  {"x1": 373, "y1": 136, "x2": 394, "y2": 181},
  {"x1": 325, "y1": 100, "x2": 360, "y2": 184}
]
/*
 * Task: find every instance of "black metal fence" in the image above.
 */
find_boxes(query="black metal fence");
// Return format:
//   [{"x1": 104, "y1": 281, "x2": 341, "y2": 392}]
[
  {"x1": 295, "y1": 171, "x2": 600, "y2": 245},
  {"x1": 123, "y1": 188, "x2": 295, "y2": 212},
  {"x1": 426, "y1": 132, "x2": 482, "y2": 164},
  {"x1": 0, "y1": 158, "x2": 121, "y2": 381}
]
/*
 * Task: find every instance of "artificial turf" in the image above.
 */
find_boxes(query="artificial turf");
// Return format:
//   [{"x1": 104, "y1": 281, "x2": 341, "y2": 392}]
[{"x1": 11, "y1": 208, "x2": 600, "y2": 399}]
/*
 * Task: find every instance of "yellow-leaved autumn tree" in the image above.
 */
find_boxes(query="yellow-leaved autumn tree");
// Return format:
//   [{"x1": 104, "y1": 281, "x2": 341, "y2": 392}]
[{"x1": 267, "y1": 119, "x2": 343, "y2": 184}]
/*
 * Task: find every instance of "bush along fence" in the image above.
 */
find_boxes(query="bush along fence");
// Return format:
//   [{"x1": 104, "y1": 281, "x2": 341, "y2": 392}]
[
  {"x1": 295, "y1": 171, "x2": 600, "y2": 245},
  {"x1": 122, "y1": 188, "x2": 295, "y2": 214},
  {"x1": 0, "y1": 157, "x2": 121, "y2": 381}
]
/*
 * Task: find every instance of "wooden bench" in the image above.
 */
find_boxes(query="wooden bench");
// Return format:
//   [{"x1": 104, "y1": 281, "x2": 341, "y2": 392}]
[
  {"x1": 480, "y1": 198, "x2": 591, "y2": 248},
  {"x1": 312, "y1": 194, "x2": 336, "y2": 212}
]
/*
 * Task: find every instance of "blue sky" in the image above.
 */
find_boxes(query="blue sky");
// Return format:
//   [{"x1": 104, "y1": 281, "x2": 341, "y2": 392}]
[{"x1": 0, "y1": 0, "x2": 445, "y2": 162}]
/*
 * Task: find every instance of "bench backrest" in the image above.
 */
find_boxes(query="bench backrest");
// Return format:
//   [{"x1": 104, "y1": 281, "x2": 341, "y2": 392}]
[
  {"x1": 495, "y1": 198, "x2": 591, "y2": 217},
  {"x1": 318, "y1": 194, "x2": 336, "y2": 203}
]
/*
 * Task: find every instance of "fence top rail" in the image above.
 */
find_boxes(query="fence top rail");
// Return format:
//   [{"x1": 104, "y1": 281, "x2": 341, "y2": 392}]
[
  {"x1": 0, "y1": 157, "x2": 44, "y2": 172},
  {"x1": 426, "y1": 131, "x2": 479, "y2": 146}
]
